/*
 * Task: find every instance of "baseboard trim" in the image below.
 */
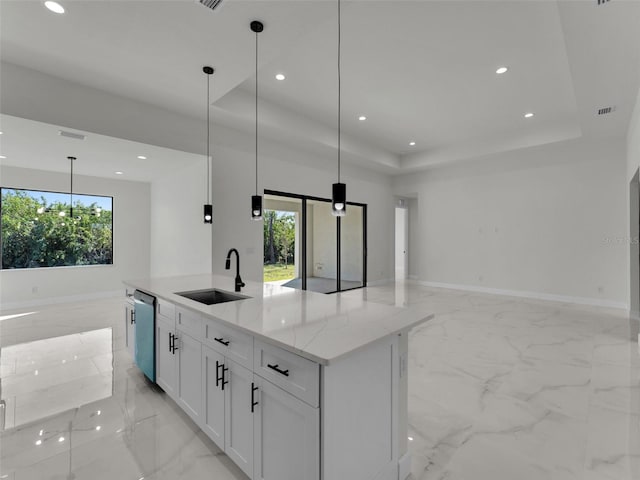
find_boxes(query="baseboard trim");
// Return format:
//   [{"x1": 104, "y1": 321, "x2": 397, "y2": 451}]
[
  {"x1": 1, "y1": 290, "x2": 121, "y2": 312},
  {"x1": 418, "y1": 281, "x2": 628, "y2": 310},
  {"x1": 398, "y1": 452, "x2": 411, "y2": 480}
]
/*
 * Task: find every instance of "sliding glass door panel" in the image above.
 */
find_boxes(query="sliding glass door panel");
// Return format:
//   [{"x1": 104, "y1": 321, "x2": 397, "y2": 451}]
[
  {"x1": 263, "y1": 194, "x2": 303, "y2": 289},
  {"x1": 306, "y1": 199, "x2": 338, "y2": 293},
  {"x1": 340, "y1": 204, "x2": 365, "y2": 290}
]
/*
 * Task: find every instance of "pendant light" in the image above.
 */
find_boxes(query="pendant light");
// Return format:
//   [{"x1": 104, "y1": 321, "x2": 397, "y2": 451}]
[
  {"x1": 203, "y1": 66, "x2": 214, "y2": 224},
  {"x1": 251, "y1": 20, "x2": 264, "y2": 221},
  {"x1": 332, "y1": 0, "x2": 346, "y2": 217}
]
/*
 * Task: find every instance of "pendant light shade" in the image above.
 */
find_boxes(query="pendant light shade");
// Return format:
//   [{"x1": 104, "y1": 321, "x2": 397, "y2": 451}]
[
  {"x1": 251, "y1": 20, "x2": 264, "y2": 221},
  {"x1": 203, "y1": 204, "x2": 213, "y2": 223},
  {"x1": 203, "y1": 66, "x2": 214, "y2": 224},
  {"x1": 332, "y1": 182, "x2": 346, "y2": 216},
  {"x1": 251, "y1": 195, "x2": 263, "y2": 220},
  {"x1": 331, "y1": 0, "x2": 346, "y2": 217}
]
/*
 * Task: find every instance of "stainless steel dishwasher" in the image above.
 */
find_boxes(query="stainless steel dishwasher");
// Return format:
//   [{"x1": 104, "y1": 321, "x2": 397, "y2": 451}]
[{"x1": 133, "y1": 290, "x2": 156, "y2": 382}]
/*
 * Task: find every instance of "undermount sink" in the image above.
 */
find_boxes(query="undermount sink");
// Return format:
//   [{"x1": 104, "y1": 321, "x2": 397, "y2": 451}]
[{"x1": 175, "y1": 288, "x2": 250, "y2": 305}]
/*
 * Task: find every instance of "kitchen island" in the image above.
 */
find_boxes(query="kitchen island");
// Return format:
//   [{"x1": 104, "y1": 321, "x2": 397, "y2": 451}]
[{"x1": 124, "y1": 274, "x2": 432, "y2": 480}]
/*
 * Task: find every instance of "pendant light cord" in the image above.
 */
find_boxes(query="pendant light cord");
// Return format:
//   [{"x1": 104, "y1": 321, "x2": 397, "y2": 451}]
[
  {"x1": 255, "y1": 30, "x2": 259, "y2": 196},
  {"x1": 206, "y1": 73, "x2": 211, "y2": 204},
  {"x1": 70, "y1": 157, "x2": 73, "y2": 218},
  {"x1": 337, "y1": 0, "x2": 341, "y2": 183}
]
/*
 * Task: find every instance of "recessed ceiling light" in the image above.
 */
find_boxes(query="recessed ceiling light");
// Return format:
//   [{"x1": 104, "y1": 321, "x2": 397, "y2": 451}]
[
  {"x1": 358, "y1": 115, "x2": 367, "y2": 121},
  {"x1": 44, "y1": 1, "x2": 65, "y2": 14},
  {"x1": 0, "y1": 131, "x2": 3, "y2": 135},
  {"x1": 275, "y1": 73, "x2": 286, "y2": 81},
  {"x1": 137, "y1": 155, "x2": 147, "y2": 160},
  {"x1": 115, "y1": 171, "x2": 123, "y2": 175},
  {"x1": 409, "y1": 141, "x2": 416, "y2": 146},
  {"x1": 496, "y1": 66, "x2": 508, "y2": 74},
  {"x1": 35, "y1": 440, "x2": 42, "y2": 446},
  {"x1": 58, "y1": 436, "x2": 65, "y2": 443},
  {"x1": 0, "y1": 155, "x2": 6, "y2": 159},
  {"x1": 524, "y1": 112, "x2": 534, "y2": 118}
]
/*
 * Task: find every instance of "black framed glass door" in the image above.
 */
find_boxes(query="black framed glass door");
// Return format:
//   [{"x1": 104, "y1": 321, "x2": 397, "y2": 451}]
[{"x1": 263, "y1": 190, "x2": 366, "y2": 293}]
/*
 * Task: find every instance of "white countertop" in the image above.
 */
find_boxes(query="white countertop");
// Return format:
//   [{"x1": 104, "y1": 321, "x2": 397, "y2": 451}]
[{"x1": 124, "y1": 274, "x2": 432, "y2": 365}]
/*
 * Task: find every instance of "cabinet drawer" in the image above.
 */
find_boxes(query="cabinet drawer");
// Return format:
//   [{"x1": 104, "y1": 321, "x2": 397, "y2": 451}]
[
  {"x1": 176, "y1": 307, "x2": 202, "y2": 338},
  {"x1": 203, "y1": 318, "x2": 253, "y2": 370},
  {"x1": 254, "y1": 340, "x2": 319, "y2": 407},
  {"x1": 157, "y1": 298, "x2": 175, "y2": 322}
]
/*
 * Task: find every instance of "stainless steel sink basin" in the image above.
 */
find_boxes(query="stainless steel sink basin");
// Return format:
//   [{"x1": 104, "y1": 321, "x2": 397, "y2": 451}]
[{"x1": 175, "y1": 288, "x2": 249, "y2": 305}]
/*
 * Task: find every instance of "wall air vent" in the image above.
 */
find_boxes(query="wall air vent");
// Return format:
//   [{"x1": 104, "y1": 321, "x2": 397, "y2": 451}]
[
  {"x1": 597, "y1": 106, "x2": 616, "y2": 115},
  {"x1": 199, "y1": 0, "x2": 224, "y2": 11},
  {"x1": 597, "y1": 0, "x2": 610, "y2": 4},
  {"x1": 59, "y1": 130, "x2": 86, "y2": 140}
]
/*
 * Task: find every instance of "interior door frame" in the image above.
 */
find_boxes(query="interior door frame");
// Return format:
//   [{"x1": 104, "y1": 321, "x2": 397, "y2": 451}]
[{"x1": 264, "y1": 189, "x2": 367, "y2": 293}]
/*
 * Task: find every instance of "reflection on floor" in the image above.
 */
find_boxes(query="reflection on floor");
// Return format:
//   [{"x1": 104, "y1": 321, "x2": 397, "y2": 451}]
[
  {"x1": 1, "y1": 283, "x2": 639, "y2": 480},
  {"x1": 281, "y1": 276, "x2": 361, "y2": 293},
  {"x1": 1, "y1": 328, "x2": 113, "y2": 429}
]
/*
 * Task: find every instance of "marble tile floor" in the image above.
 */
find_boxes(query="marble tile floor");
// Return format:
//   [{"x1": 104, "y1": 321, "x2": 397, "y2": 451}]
[{"x1": 0, "y1": 283, "x2": 638, "y2": 480}]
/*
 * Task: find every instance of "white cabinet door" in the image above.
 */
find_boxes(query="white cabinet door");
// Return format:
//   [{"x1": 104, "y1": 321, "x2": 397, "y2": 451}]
[
  {"x1": 253, "y1": 376, "x2": 319, "y2": 480},
  {"x1": 156, "y1": 316, "x2": 177, "y2": 399},
  {"x1": 224, "y1": 360, "x2": 254, "y2": 478},
  {"x1": 177, "y1": 330, "x2": 202, "y2": 424},
  {"x1": 125, "y1": 302, "x2": 135, "y2": 358},
  {"x1": 202, "y1": 345, "x2": 226, "y2": 450}
]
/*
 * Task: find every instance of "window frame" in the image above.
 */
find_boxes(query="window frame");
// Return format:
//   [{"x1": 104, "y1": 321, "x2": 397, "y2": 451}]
[{"x1": 0, "y1": 186, "x2": 115, "y2": 270}]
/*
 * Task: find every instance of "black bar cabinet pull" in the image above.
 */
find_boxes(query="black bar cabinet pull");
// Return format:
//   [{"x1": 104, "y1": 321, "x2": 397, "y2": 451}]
[
  {"x1": 130, "y1": 309, "x2": 135, "y2": 325},
  {"x1": 251, "y1": 383, "x2": 259, "y2": 413},
  {"x1": 172, "y1": 334, "x2": 179, "y2": 354},
  {"x1": 169, "y1": 332, "x2": 173, "y2": 352},
  {"x1": 214, "y1": 337, "x2": 230, "y2": 346},
  {"x1": 215, "y1": 360, "x2": 222, "y2": 387},
  {"x1": 221, "y1": 365, "x2": 229, "y2": 390},
  {"x1": 267, "y1": 363, "x2": 289, "y2": 377}
]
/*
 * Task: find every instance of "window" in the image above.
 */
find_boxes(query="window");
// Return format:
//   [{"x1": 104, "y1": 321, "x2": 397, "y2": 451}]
[{"x1": 0, "y1": 188, "x2": 113, "y2": 269}]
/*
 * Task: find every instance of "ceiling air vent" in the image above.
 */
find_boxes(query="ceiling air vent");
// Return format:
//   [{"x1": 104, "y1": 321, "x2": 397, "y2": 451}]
[
  {"x1": 199, "y1": 0, "x2": 224, "y2": 11},
  {"x1": 597, "y1": 106, "x2": 616, "y2": 116},
  {"x1": 597, "y1": 0, "x2": 610, "y2": 5},
  {"x1": 59, "y1": 130, "x2": 86, "y2": 140}
]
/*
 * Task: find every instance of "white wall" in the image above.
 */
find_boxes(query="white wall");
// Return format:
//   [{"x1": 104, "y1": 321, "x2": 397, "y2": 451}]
[
  {"x1": 407, "y1": 198, "x2": 419, "y2": 280},
  {"x1": 150, "y1": 162, "x2": 212, "y2": 278},
  {"x1": 210, "y1": 144, "x2": 394, "y2": 285},
  {"x1": 627, "y1": 87, "x2": 640, "y2": 316},
  {"x1": 394, "y1": 137, "x2": 627, "y2": 308},
  {"x1": 0, "y1": 166, "x2": 150, "y2": 309}
]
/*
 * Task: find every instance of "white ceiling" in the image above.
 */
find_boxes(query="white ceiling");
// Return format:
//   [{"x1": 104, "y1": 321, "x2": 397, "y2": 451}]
[
  {"x1": 0, "y1": 115, "x2": 203, "y2": 182},
  {"x1": 1, "y1": 0, "x2": 639, "y2": 178}
]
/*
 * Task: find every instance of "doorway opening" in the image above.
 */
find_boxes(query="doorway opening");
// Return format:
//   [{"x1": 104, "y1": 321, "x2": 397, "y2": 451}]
[
  {"x1": 263, "y1": 195, "x2": 301, "y2": 286},
  {"x1": 395, "y1": 204, "x2": 408, "y2": 281}
]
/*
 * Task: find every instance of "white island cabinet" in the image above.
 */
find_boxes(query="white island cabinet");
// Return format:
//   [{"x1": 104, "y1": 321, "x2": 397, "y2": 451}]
[{"x1": 124, "y1": 274, "x2": 432, "y2": 480}]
